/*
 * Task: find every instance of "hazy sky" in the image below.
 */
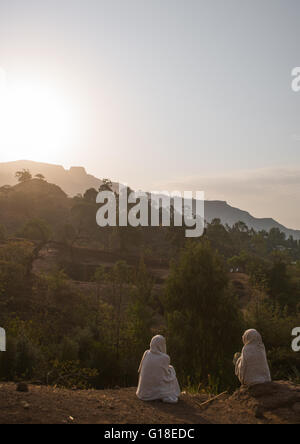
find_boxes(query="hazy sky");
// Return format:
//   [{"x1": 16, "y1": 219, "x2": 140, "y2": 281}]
[{"x1": 1, "y1": 0, "x2": 300, "y2": 228}]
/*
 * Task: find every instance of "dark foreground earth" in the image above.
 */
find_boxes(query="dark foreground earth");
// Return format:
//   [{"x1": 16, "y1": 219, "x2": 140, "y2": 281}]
[{"x1": 0, "y1": 381, "x2": 300, "y2": 424}]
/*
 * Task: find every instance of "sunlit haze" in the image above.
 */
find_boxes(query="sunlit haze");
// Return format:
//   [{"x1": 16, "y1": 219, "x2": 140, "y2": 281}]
[
  {"x1": 1, "y1": 0, "x2": 300, "y2": 228},
  {"x1": 0, "y1": 70, "x2": 79, "y2": 161}
]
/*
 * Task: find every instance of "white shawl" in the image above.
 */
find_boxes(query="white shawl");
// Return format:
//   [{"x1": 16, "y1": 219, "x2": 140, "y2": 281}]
[
  {"x1": 235, "y1": 329, "x2": 271, "y2": 387},
  {"x1": 136, "y1": 335, "x2": 181, "y2": 402}
]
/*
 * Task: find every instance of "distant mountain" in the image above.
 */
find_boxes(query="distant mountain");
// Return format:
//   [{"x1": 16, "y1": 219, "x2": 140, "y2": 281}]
[
  {"x1": 204, "y1": 200, "x2": 300, "y2": 240},
  {"x1": 1, "y1": 160, "x2": 300, "y2": 239},
  {"x1": 0, "y1": 160, "x2": 105, "y2": 196}
]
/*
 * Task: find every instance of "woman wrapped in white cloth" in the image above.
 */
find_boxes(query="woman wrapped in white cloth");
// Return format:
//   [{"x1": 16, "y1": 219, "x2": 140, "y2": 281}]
[
  {"x1": 235, "y1": 329, "x2": 271, "y2": 387},
  {"x1": 136, "y1": 335, "x2": 181, "y2": 403}
]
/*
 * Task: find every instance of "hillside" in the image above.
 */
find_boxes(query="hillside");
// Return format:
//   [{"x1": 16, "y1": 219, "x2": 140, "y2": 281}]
[
  {"x1": 1, "y1": 160, "x2": 300, "y2": 239},
  {"x1": 0, "y1": 160, "x2": 106, "y2": 196},
  {"x1": 1, "y1": 174, "x2": 300, "y2": 422},
  {"x1": 1, "y1": 381, "x2": 300, "y2": 424},
  {"x1": 204, "y1": 200, "x2": 300, "y2": 240}
]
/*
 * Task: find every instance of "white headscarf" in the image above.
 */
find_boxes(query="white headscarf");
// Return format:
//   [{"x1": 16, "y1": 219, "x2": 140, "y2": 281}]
[
  {"x1": 150, "y1": 335, "x2": 167, "y2": 354},
  {"x1": 235, "y1": 329, "x2": 271, "y2": 386},
  {"x1": 243, "y1": 329, "x2": 265, "y2": 350},
  {"x1": 138, "y1": 335, "x2": 167, "y2": 372}
]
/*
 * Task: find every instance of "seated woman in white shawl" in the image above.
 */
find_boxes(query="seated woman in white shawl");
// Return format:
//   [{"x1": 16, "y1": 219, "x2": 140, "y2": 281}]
[
  {"x1": 235, "y1": 329, "x2": 271, "y2": 387},
  {"x1": 136, "y1": 335, "x2": 181, "y2": 403}
]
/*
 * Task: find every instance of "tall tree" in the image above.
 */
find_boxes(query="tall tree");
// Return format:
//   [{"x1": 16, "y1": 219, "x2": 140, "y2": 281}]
[
  {"x1": 163, "y1": 241, "x2": 243, "y2": 390},
  {"x1": 15, "y1": 169, "x2": 32, "y2": 183}
]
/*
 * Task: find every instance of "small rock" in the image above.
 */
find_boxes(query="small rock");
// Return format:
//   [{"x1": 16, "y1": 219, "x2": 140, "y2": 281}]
[
  {"x1": 17, "y1": 383, "x2": 29, "y2": 393},
  {"x1": 21, "y1": 401, "x2": 30, "y2": 410}
]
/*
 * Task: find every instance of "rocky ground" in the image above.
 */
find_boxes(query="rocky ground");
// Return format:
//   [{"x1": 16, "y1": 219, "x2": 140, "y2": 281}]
[{"x1": 0, "y1": 381, "x2": 299, "y2": 424}]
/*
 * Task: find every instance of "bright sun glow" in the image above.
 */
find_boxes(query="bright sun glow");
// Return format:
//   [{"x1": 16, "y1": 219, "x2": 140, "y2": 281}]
[{"x1": 0, "y1": 68, "x2": 77, "y2": 162}]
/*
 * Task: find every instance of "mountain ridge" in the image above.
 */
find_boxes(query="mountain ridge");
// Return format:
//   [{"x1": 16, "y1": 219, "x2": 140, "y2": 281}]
[
  {"x1": 1, "y1": 160, "x2": 300, "y2": 239},
  {"x1": 0, "y1": 160, "x2": 103, "y2": 196}
]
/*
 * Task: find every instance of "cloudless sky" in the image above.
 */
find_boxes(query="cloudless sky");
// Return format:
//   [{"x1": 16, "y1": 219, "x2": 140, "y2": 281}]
[{"x1": 1, "y1": 0, "x2": 300, "y2": 226}]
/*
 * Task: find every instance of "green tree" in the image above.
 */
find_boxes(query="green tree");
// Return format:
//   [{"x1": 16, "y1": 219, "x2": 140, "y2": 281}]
[
  {"x1": 35, "y1": 174, "x2": 46, "y2": 181},
  {"x1": 15, "y1": 169, "x2": 32, "y2": 183},
  {"x1": 19, "y1": 218, "x2": 52, "y2": 242},
  {"x1": 125, "y1": 259, "x2": 154, "y2": 357},
  {"x1": 267, "y1": 253, "x2": 298, "y2": 310},
  {"x1": 109, "y1": 261, "x2": 131, "y2": 359},
  {"x1": 228, "y1": 250, "x2": 249, "y2": 273},
  {"x1": 99, "y1": 179, "x2": 113, "y2": 192},
  {"x1": 93, "y1": 265, "x2": 108, "y2": 332},
  {"x1": 163, "y1": 241, "x2": 243, "y2": 391},
  {"x1": 84, "y1": 188, "x2": 98, "y2": 203},
  {"x1": 205, "y1": 219, "x2": 234, "y2": 258},
  {"x1": 268, "y1": 228, "x2": 286, "y2": 248}
]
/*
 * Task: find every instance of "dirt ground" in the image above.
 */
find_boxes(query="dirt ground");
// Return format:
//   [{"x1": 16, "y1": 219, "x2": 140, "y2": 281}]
[{"x1": 1, "y1": 382, "x2": 300, "y2": 424}]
